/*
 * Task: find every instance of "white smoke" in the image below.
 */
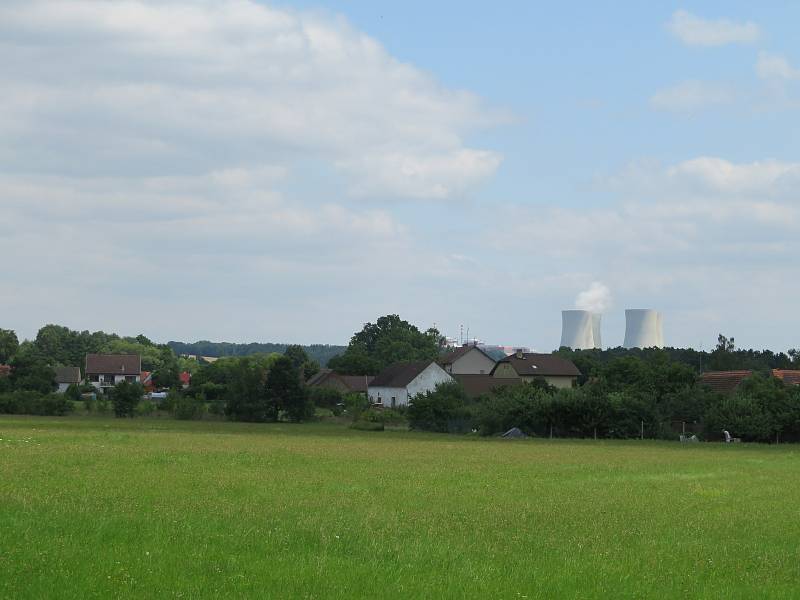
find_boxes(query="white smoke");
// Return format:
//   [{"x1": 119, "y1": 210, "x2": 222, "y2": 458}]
[{"x1": 575, "y1": 282, "x2": 612, "y2": 313}]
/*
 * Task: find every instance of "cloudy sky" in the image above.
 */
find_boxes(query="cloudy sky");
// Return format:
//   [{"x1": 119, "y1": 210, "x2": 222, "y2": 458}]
[{"x1": 2, "y1": 1, "x2": 799, "y2": 351}]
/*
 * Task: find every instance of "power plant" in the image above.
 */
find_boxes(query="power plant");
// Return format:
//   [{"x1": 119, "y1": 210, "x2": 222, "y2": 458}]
[
  {"x1": 560, "y1": 310, "x2": 602, "y2": 350},
  {"x1": 623, "y1": 309, "x2": 663, "y2": 349},
  {"x1": 559, "y1": 308, "x2": 663, "y2": 349}
]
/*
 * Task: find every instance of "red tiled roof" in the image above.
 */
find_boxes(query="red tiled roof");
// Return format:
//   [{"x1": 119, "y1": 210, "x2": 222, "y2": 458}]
[
  {"x1": 180, "y1": 371, "x2": 191, "y2": 385},
  {"x1": 772, "y1": 370, "x2": 800, "y2": 386},
  {"x1": 700, "y1": 371, "x2": 752, "y2": 393}
]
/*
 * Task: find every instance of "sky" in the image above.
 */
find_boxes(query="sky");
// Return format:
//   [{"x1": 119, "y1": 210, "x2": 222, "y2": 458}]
[{"x1": 2, "y1": 1, "x2": 799, "y2": 351}]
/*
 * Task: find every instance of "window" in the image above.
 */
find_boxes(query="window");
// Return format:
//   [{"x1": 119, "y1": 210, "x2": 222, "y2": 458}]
[{"x1": 391, "y1": 397, "x2": 396, "y2": 408}]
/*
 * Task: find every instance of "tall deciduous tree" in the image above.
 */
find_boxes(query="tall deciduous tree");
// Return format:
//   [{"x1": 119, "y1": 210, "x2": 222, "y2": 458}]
[
  {"x1": 265, "y1": 356, "x2": 313, "y2": 422},
  {"x1": 0, "y1": 329, "x2": 19, "y2": 364},
  {"x1": 329, "y1": 315, "x2": 441, "y2": 375}
]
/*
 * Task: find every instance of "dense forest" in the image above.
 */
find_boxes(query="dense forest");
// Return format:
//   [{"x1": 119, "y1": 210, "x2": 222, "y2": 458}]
[{"x1": 167, "y1": 341, "x2": 345, "y2": 367}]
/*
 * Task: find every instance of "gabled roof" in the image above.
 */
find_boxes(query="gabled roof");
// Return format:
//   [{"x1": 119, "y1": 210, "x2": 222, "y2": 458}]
[
  {"x1": 370, "y1": 361, "x2": 436, "y2": 388},
  {"x1": 306, "y1": 369, "x2": 373, "y2": 393},
  {"x1": 772, "y1": 369, "x2": 800, "y2": 386},
  {"x1": 454, "y1": 374, "x2": 522, "y2": 398},
  {"x1": 439, "y1": 345, "x2": 495, "y2": 366},
  {"x1": 339, "y1": 375, "x2": 373, "y2": 393},
  {"x1": 54, "y1": 366, "x2": 82, "y2": 384},
  {"x1": 306, "y1": 368, "x2": 335, "y2": 387},
  {"x1": 700, "y1": 370, "x2": 752, "y2": 394},
  {"x1": 85, "y1": 354, "x2": 141, "y2": 376},
  {"x1": 492, "y1": 353, "x2": 580, "y2": 377}
]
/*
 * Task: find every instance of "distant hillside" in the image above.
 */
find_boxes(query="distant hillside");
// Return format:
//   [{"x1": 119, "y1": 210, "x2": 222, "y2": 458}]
[{"x1": 167, "y1": 341, "x2": 346, "y2": 367}]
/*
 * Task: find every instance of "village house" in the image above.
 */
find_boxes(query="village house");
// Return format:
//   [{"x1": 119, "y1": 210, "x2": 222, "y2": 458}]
[
  {"x1": 438, "y1": 344, "x2": 496, "y2": 375},
  {"x1": 85, "y1": 354, "x2": 141, "y2": 391},
  {"x1": 54, "y1": 366, "x2": 82, "y2": 393},
  {"x1": 306, "y1": 369, "x2": 373, "y2": 395},
  {"x1": 368, "y1": 360, "x2": 453, "y2": 408},
  {"x1": 490, "y1": 351, "x2": 580, "y2": 389}
]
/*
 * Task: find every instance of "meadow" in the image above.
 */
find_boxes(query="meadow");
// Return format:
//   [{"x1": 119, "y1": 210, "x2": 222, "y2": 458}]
[{"x1": 1, "y1": 416, "x2": 799, "y2": 599}]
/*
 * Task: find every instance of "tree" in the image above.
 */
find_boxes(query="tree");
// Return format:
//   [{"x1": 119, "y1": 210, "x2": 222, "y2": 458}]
[
  {"x1": 111, "y1": 380, "x2": 144, "y2": 418},
  {"x1": 265, "y1": 356, "x2": 313, "y2": 422},
  {"x1": 9, "y1": 343, "x2": 55, "y2": 394},
  {"x1": 284, "y1": 345, "x2": 320, "y2": 381},
  {"x1": 0, "y1": 329, "x2": 19, "y2": 364},
  {"x1": 330, "y1": 315, "x2": 440, "y2": 375},
  {"x1": 225, "y1": 357, "x2": 276, "y2": 422}
]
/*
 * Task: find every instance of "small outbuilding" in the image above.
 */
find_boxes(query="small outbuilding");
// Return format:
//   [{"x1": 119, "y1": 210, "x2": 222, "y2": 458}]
[{"x1": 54, "y1": 366, "x2": 82, "y2": 393}]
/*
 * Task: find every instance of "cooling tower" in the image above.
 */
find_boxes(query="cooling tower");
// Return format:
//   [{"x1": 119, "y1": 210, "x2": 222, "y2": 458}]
[
  {"x1": 591, "y1": 313, "x2": 602, "y2": 349},
  {"x1": 623, "y1": 309, "x2": 663, "y2": 349},
  {"x1": 561, "y1": 310, "x2": 601, "y2": 350}
]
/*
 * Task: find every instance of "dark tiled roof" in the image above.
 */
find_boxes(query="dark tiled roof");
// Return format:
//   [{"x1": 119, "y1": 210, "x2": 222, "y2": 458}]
[
  {"x1": 306, "y1": 369, "x2": 373, "y2": 393},
  {"x1": 339, "y1": 375, "x2": 373, "y2": 393},
  {"x1": 54, "y1": 366, "x2": 82, "y2": 384},
  {"x1": 454, "y1": 374, "x2": 523, "y2": 398},
  {"x1": 370, "y1": 361, "x2": 434, "y2": 388},
  {"x1": 439, "y1": 345, "x2": 494, "y2": 366},
  {"x1": 772, "y1": 370, "x2": 800, "y2": 386},
  {"x1": 700, "y1": 371, "x2": 752, "y2": 394},
  {"x1": 492, "y1": 353, "x2": 580, "y2": 377},
  {"x1": 85, "y1": 354, "x2": 141, "y2": 376},
  {"x1": 306, "y1": 369, "x2": 334, "y2": 387}
]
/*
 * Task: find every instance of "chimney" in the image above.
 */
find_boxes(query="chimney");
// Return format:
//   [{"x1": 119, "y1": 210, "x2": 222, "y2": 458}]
[{"x1": 515, "y1": 349, "x2": 524, "y2": 359}]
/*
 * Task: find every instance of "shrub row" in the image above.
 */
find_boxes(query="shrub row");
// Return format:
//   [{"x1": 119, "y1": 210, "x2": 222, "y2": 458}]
[{"x1": 0, "y1": 391, "x2": 74, "y2": 416}]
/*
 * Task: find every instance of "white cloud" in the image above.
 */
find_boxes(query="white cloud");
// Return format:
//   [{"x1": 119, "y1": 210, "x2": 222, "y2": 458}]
[
  {"x1": 0, "y1": 0, "x2": 503, "y2": 200},
  {"x1": 756, "y1": 52, "x2": 800, "y2": 80},
  {"x1": 575, "y1": 282, "x2": 612, "y2": 314},
  {"x1": 650, "y1": 80, "x2": 735, "y2": 113},
  {"x1": 667, "y1": 10, "x2": 760, "y2": 47},
  {"x1": 485, "y1": 156, "x2": 800, "y2": 348}
]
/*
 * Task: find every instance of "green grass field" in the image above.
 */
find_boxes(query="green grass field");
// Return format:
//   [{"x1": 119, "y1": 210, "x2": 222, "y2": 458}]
[{"x1": 1, "y1": 416, "x2": 799, "y2": 599}]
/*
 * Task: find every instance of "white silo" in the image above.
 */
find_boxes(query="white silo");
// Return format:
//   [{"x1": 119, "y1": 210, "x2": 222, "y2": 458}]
[
  {"x1": 623, "y1": 309, "x2": 663, "y2": 349},
  {"x1": 561, "y1": 310, "x2": 601, "y2": 350}
]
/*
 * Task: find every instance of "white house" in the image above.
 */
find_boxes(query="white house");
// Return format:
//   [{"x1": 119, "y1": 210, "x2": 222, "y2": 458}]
[
  {"x1": 368, "y1": 360, "x2": 453, "y2": 408},
  {"x1": 438, "y1": 344, "x2": 497, "y2": 375},
  {"x1": 54, "y1": 366, "x2": 82, "y2": 393},
  {"x1": 85, "y1": 354, "x2": 141, "y2": 391}
]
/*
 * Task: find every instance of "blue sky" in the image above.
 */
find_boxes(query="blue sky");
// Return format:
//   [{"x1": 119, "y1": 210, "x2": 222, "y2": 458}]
[{"x1": 2, "y1": 1, "x2": 799, "y2": 351}]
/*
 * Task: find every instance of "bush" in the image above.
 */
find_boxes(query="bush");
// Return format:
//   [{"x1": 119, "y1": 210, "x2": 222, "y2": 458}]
[
  {"x1": 408, "y1": 382, "x2": 473, "y2": 433},
  {"x1": 173, "y1": 394, "x2": 206, "y2": 420},
  {"x1": 64, "y1": 383, "x2": 82, "y2": 402},
  {"x1": 343, "y1": 392, "x2": 370, "y2": 421},
  {"x1": 309, "y1": 386, "x2": 343, "y2": 410},
  {"x1": 135, "y1": 398, "x2": 156, "y2": 417},
  {"x1": 0, "y1": 391, "x2": 73, "y2": 416},
  {"x1": 111, "y1": 380, "x2": 144, "y2": 418}
]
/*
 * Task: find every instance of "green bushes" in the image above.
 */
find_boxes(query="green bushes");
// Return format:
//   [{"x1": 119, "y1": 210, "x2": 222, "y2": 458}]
[
  {"x1": 409, "y1": 382, "x2": 473, "y2": 433},
  {"x1": 110, "y1": 381, "x2": 144, "y2": 418},
  {"x1": 0, "y1": 391, "x2": 73, "y2": 416}
]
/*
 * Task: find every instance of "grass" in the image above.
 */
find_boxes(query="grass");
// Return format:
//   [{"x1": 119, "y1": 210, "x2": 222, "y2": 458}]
[{"x1": 1, "y1": 416, "x2": 800, "y2": 599}]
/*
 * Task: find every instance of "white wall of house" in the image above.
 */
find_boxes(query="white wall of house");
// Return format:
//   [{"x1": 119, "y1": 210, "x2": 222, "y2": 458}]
[
  {"x1": 447, "y1": 349, "x2": 496, "y2": 375},
  {"x1": 56, "y1": 383, "x2": 71, "y2": 394},
  {"x1": 369, "y1": 363, "x2": 453, "y2": 407},
  {"x1": 368, "y1": 385, "x2": 409, "y2": 407},
  {"x1": 87, "y1": 374, "x2": 141, "y2": 391}
]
